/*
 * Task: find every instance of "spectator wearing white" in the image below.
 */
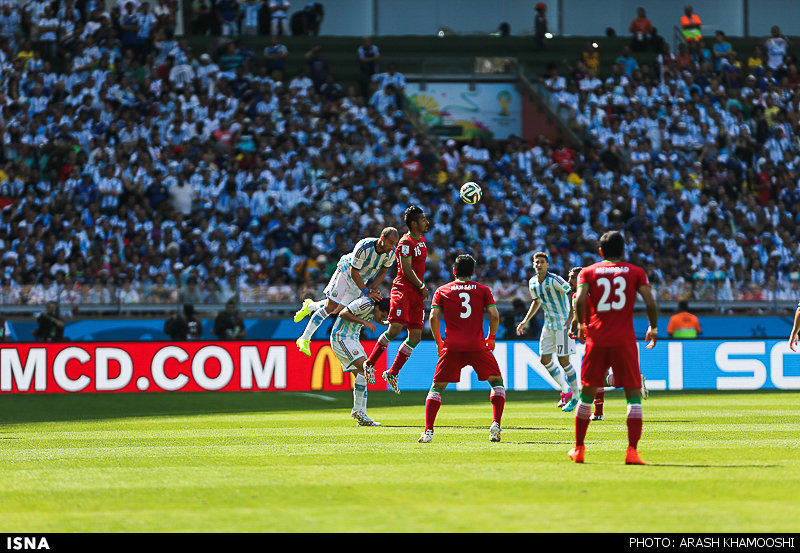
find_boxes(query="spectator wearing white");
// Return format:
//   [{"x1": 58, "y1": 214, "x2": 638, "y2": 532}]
[
  {"x1": 36, "y1": 5, "x2": 58, "y2": 59},
  {"x1": 98, "y1": 165, "x2": 123, "y2": 214},
  {"x1": 372, "y1": 63, "x2": 406, "y2": 92},
  {"x1": 763, "y1": 25, "x2": 790, "y2": 72},
  {"x1": 441, "y1": 139, "x2": 460, "y2": 174},
  {"x1": 169, "y1": 176, "x2": 196, "y2": 215},
  {"x1": 196, "y1": 53, "x2": 219, "y2": 88},
  {"x1": 368, "y1": 83, "x2": 397, "y2": 116},
  {"x1": 169, "y1": 55, "x2": 195, "y2": 90},
  {"x1": 25, "y1": 0, "x2": 49, "y2": 36},
  {"x1": 264, "y1": 34, "x2": 288, "y2": 75},
  {"x1": 242, "y1": 0, "x2": 262, "y2": 35},
  {"x1": 153, "y1": 0, "x2": 176, "y2": 31},
  {"x1": 137, "y1": 2, "x2": 157, "y2": 50},
  {"x1": 268, "y1": 0, "x2": 290, "y2": 36},
  {"x1": 0, "y1": 4, "x2": 20, "y2": 45},
  {"x1": 288, "y1": 68, "x2": 313, "y2": 95}
]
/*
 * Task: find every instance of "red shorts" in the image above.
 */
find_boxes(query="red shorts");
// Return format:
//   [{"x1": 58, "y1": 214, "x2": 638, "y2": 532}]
[
  {"x1": 581, "y1": 340, "x2": 641, "y2": 390},
  {"x1": 434, "y1": 347, "x2": 501, "y2": 383},
  {"x1": 387, "y1": 286, "x2": 425, "y2": 330}
]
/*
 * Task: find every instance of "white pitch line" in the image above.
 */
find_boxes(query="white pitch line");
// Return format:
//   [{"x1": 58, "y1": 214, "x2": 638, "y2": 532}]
[{"x1": 290, "y1": 392, "x2": 338, "y2": 401}]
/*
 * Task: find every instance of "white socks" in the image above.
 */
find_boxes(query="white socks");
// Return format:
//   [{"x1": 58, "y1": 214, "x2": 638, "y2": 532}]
[
  {"x1": 562, "y1": 363, "x2": 580, "y2": 395},
  {"x1": 301, "y1": 307, "x2": 329, "y2": 340},
  {"x1": 353, "y1": 372, "x2": 368, "y2": 413},
  {"x1": 544, "y1": 361, "x2": 569, "y2": 394}
]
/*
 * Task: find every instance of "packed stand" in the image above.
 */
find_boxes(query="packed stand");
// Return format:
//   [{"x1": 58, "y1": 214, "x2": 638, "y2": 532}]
[
  {"x1": 0, "y1": 4, "x2": 798, "y2": 316},
  {"x1": 0, "y1": 0, "x2": 433, "y2": 313},
  {"x1": 525, "y1": 26, "x2": 800, "y2": 308}
]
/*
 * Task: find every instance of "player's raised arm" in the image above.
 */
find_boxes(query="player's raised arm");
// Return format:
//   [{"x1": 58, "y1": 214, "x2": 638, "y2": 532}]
[{"x1": 638, "y1": 284, "x2": 659, "y2": 349}]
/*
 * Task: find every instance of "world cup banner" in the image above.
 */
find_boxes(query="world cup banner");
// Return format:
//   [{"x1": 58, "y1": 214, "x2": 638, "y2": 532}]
[{"x1": 0, "y1": 341, "x2": 384, "y2": 394}]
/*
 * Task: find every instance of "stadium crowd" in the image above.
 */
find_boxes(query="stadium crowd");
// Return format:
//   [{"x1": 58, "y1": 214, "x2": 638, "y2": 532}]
[
  {"x1": 538, "y1": 24, "x2": 800, "y2": 307},
  {"x1": 0, "y1": 1, "x2": 797, "y2": 316}
]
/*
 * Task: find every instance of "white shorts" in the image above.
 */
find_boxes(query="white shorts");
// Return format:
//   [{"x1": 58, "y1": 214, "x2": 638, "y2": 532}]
[
  {"x1": 330, "y1": 336, "x2": 366, "y2": 371},
  {"x1": 539, "y1": 327, "x2": 576, "y2": 357},
  {"x1": 323, "y1": 267, "x2": 361, "y2": 306}
]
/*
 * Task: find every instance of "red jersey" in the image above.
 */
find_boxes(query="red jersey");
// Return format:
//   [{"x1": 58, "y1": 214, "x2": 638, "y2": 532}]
[
  {"x1": 577, "y1": 260, "x2": 649, "y2": 346},
  {"x1": 393, "y1": 232, "x2": 427, "y2": 291},
  {"x1": 431, "y1": 279, "x2": 496, "y2": 351}
]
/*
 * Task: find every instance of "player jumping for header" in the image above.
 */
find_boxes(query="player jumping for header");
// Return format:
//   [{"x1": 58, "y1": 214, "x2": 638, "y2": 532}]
[
  {"x1": 294, "y1": 227, "x2": 399, "y2": 356},
  {"x1": 363, "y1": 205, "x2": 430, "y2": 394}
]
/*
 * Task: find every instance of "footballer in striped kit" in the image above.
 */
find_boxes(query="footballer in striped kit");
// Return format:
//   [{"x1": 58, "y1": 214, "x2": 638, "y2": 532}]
[
  {"x1": 330, "y1": 296, "x2": 391, "y2": 426},
  {"x1": 516, "y1": 251, "x2": 581, "y2": 411}
]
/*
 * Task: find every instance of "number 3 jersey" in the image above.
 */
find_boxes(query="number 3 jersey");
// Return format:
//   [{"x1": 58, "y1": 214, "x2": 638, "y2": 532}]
[
  {"x1": 577, "y1": 261, "x2": 649, "y2": 346},
  {"x1": 431, "y1": 279, "x2": 496, "y2": 351}
]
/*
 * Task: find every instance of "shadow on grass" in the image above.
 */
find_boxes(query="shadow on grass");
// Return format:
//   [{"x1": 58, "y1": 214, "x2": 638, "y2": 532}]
[
  {"x1": 0, "y1": 390, "x2": 551, "y2": 425},
  {"x1": 0, "y1": 389, "x2": 793, "y2": 426},
  {"x1": 646, "y1": 463, "x2": 783, "y2": 468}
]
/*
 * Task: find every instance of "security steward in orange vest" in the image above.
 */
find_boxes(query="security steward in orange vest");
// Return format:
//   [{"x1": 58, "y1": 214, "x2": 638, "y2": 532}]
[
  {"x1": 667, "y1": 300, "x2": 701, "y2": 339},
  {"x1": 680, "y1": 5, "x2": 702, "y2": 43}
]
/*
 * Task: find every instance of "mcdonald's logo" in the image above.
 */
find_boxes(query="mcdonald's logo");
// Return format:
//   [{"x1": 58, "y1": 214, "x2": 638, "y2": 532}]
[{"x1": 310, "y1": 345, "x2": 354, "y2": 390}]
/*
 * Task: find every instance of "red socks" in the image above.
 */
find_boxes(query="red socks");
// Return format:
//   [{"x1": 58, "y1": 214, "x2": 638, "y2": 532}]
[
  {"x1": 575, "y1": 401, "x2": 593, "y2": 447},
  {"x1": 424, "y1": 386, "x2": 505, "y2": 433},
  {"x1": 366, "y1": 333, "x2": 391, "y2": 366},
  {"x1": 388, "y1": 341, "x2": 414, "y2": 376},
  {"x1": 424, "y1": 390, "x2": 442, "y2": 431},
  {"x1": 490, "y1": 386, "x2": 505, "y2": 424},
  {"x1": 627, "y1": 403, "x2": 643, "y2": 449},
  {"x1": 594, "y1": 389, "x2": 604, "y2": 416}
]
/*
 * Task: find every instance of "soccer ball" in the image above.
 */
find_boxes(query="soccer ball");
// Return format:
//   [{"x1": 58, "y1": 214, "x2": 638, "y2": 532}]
[{"x1": 460, "y1": 181, "x2": 482, "y2": 204}]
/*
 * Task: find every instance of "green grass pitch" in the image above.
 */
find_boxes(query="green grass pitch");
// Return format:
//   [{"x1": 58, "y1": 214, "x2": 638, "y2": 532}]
[{"x1": 0, "y1": 389, "x2": 798, "y2": 533}]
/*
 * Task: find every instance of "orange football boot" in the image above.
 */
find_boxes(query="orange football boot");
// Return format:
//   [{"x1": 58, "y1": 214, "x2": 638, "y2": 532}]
[
  {"x1": 625, "y1": 446, "x2": 647, "y2": 465},
  {"x1": 568, "y1": 445, "x2": 585, "y2": 463}
]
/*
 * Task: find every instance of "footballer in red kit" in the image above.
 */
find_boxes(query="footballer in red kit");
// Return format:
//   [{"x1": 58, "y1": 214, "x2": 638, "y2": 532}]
[
  {"x1": 364, "y1": 205, "x2": 430, "y2": 394},
  {"x1": 419, "y1": 254, "x2": 505, "y2": 444},
  {"x1": 389, "y1": 230, "x2": 428, "y2": 331},
  {"x1": 569, "y1": 231, "x2": 658, "y2": 466}
]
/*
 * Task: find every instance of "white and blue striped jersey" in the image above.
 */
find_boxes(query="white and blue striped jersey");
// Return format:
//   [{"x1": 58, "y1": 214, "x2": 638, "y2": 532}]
[
  {"x1": 528, "y1": 272, "x2": 572, "y2": 330},
  {"x1": 337, "y1": 237, "x2": 396, "y2": 283},
  {"x1": 331, "y1": 297, "x2": 375, "y2": 341}
]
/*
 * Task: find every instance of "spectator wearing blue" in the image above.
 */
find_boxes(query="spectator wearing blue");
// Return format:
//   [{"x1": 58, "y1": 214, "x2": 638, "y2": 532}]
[
  {"x1": 616, "y1": 45, "x2": 639, "y2": 75},
  {"x1": 712, "y1": 30, "x2": 733, "y2": 72}
]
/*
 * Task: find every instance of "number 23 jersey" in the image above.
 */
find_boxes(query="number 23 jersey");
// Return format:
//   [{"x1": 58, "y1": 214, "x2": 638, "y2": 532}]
[
  {"x1": 577, "y1": 261, "x2": 649, "y2": 346},
  {"x1": 431, "y1": 280, "x2": 496, "y2": 351}
]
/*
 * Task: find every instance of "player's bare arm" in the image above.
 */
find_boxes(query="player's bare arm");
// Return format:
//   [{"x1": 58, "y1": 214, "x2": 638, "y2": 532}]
[
  {"x1": 638, "y1": 284, "x2": 659, "y2": 349},
  {"x1": 339, "y1": 308, "x2": 376, "y2": 334},
  {"x1": 789, "y1": 305, "x2": 800, "y2": 352},
  {"x1": 487, "y1": 304, "x2": 499, "y2": 350},
  {"x1": 574, "y1": 284, "x2": 589, "y2": 344},
  {"x1": 516, "y1": 300, "x2": 541, "y2": 335},
  {"x1": 349, "y1": 266, "x2": 369, "y2": 293},
  {"x1": 400, "y1": 255, "x2": 428, "y2": 300},
  {"x1": 429, "y1": 306, "x2": 443, "y2": 353}
]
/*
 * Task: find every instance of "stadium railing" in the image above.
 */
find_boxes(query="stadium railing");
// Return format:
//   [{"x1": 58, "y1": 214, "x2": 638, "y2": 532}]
[{"x1": 1, "y1": 281, "x2": 797, "y2": 318}]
